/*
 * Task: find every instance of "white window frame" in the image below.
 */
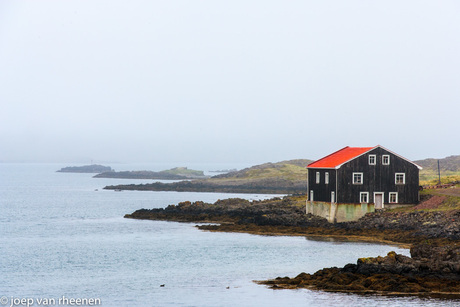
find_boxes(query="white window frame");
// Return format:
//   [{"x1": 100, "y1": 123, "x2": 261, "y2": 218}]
[
  {"x1": 382, "y1": 155, "x2": 390, "y2": 165},
  {"x1": 369, "y1": 155, "x2": 376, "y2": 165},
  {"x1": 389, "y1": 192, "x2": 398, "y2": 203},
  {"x1": 360, "y1": 192, "x2": 369, "y2": 203},
  {"x1": 331, "y1": 191, "x2": 335, "y2": 203},
  {"x1": 316, "y1": 172, "x2": 320, "y2": 184},
  {"x1": 310, "y1": 190, "x2": 314, "y2": 201},
  {"x1": 325, "y1": 172, "x2": 329, "y2": 184},
  {"x1": 395, "y1": 173, "x2": 406, "y2": 185},
  {"x1": 352, "y1": 172, "x2": 363, "y2": 185}
]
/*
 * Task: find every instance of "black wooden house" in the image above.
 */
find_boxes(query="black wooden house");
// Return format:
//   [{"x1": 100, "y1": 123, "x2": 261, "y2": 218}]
[{"x1": 307, "y1": 146, "x2": 422, "y2": 208}]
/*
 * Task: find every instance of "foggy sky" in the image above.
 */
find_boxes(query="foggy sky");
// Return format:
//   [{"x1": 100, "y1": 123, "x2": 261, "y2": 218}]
[{"x1": 1, "y1": 1, "x2": 459, "y2": 164}]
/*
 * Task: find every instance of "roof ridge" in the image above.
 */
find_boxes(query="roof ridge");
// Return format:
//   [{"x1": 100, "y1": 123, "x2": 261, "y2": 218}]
[{"x1": 307, "y1": 146, "x2": 374, "y2": 169}]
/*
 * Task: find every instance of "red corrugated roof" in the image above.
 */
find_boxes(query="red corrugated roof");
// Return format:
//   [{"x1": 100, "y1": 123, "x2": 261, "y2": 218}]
[{"x1": 307, "y1": 146, "x2": 375, "y2": 168}]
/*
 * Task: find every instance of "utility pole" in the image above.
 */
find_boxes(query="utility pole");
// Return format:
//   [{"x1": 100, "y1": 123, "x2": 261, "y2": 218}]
[{"x1": 438, "y1": 160, "x2": 441, "y2": 185}]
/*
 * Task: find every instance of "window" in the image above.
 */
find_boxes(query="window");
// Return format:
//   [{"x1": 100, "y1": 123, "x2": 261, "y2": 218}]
[
  {"x1": 310, "y1": 190, "x2": 314, "y2": 201},
  {"x1": 382, "y1": 155, "x2": 390, "y2": 165},
  {"x1": 316, "y1": 172, "x2": 320, "y2": 184},
  {"x1": 395, "y1": 173, "x2": 405, "y2": 184},
  {"x1": 360, "y1": 192, "x2": 369, "y2": 203},
  {"x1": 369, "y1": 155, "x2": 376, "y2": 165},
  {"x1": 331, "y1": 191, "x2": 335, "y2": 203},
  {"x1": 352, "y1": 172, "x2": 363, "y2": 184},
  {"x1": 389, "y1": 192, "x2": 398, "y2": 203},
  {"x1": 325, "y1": 172, "x2": 329, "y2": 184}
]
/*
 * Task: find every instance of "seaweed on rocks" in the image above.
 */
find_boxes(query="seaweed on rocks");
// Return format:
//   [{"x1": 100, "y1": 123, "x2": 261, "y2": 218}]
[
  {"x1": 125, "y1": 196, "x2": 330, "y2": 228},
  {"x1": 258, "y1": 246, "x2": 460, "y2": 296}
]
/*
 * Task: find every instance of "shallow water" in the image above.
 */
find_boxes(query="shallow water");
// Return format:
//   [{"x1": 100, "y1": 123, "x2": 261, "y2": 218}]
[{"x1": 0, "y1": 163, "x2": 455, "y2": 306}]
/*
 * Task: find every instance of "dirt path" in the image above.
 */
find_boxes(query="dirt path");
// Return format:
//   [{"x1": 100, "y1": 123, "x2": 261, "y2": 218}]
[{"x1": 412, "y1": 195, "x2": 447, "y2": 210}]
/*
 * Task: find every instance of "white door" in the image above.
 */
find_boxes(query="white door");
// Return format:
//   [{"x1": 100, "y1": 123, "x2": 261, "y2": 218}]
[{"x1": 374, "y1": 193, "x2": 384, "y2": 209}]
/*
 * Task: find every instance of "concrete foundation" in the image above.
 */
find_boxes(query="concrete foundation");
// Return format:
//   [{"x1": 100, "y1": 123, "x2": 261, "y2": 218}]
[{"x1": 306, "y1": 201, "x2": 375, "y2": 223}]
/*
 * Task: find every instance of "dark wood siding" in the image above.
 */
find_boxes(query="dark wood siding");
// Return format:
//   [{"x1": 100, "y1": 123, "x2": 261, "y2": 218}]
[
  {"x1": 336, "y1": 147, "x2": 419, "y2": 204},
  {"x1": 307, "y1": 168, "x2": 337, "y2": 202}
]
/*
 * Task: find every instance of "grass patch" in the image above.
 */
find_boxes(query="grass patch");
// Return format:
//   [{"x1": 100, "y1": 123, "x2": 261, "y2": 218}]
[
  {"x1": 244, "y1": 164, "x2": 308, "y2": 181},
  {"x1": 160, "y1": 167, "x2": 205, "y2": 177},
  {"x1": 438, "y1": 195, "x2": 460, "y2": 210},
  {"x1": 419, "y1": 170, "x2": 460, "y2": 185}
]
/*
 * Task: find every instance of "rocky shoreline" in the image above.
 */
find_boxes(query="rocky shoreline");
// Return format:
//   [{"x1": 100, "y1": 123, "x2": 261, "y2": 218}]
[
  {"x1": 257, "y1": 245, "x2": 460, "y2": 297},
  {"x1": 125, "y1": 195, "x2": 460, "y2": 297},
  {"x1": 126, "y1": 196, "x2": 460, "y2": 245}
]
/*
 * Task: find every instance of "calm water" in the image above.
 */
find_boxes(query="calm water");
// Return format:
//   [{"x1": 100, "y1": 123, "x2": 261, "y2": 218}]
[{"x1": 0, "y1": 163, "x2": 455, "y2": 306}]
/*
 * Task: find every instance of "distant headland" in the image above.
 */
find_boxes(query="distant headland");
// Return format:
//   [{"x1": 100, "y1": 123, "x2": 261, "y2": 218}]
[
  {"x1": 103, "y1": 159, "x2": 313, "y2": 194},
  {"x1": 57, "y1": 164, "x2": 113, "y2": 173},
  {"x1": 94, "y1": 167, "x2": 208, "y2": 180}
]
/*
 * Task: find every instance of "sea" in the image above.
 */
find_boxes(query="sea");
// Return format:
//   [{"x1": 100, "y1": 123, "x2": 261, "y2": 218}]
[{"x1": 0, "y1": 163, "x2": 456, "y2": 306}]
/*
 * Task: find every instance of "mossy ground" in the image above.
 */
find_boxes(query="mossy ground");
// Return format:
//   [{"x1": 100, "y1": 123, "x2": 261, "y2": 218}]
[
  {"x1": 419, "y1": 170, "x2": 460, "y2": 186},
  {"x1": 161, "y1": 167, "x2": 205, "y2": 177}
]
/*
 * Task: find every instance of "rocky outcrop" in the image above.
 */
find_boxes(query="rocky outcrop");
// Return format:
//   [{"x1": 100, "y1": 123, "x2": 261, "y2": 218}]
[
  {"x1": 125, "y1": 197, "x2": 330, "y2": 228},
  {"x1": 259, "y1": 245, "x2": 460, "y2": 295},
  {"x1": 338, "y1": 210, "x2": 460, "y2": 241}
]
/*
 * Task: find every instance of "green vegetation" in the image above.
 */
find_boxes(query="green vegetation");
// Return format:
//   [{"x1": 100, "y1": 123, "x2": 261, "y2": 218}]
[
  {"x1": 419, "y1": 170, "x2": 460, "y2": 185},
  {"x1": 437, "y1": 194, "x2": 460, "y2": 210},
  {"x1": 416, "y1": 155, "x2": 460, "y2": 185},
  {"x1": 212, "y1": 159, "x2": 311, "y2": 182},
  {"x1": 160, "y1": 167, "x2": 204, "y2": 177},
  {"x1": 243, "y1": 164, "x2": 307, "y2": 181}
]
